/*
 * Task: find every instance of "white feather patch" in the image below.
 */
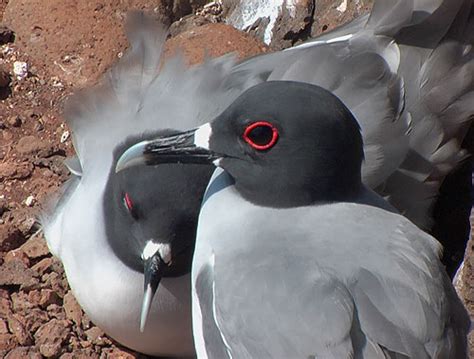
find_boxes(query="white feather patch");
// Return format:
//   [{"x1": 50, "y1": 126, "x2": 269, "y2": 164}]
[{"x1": 194, "y1": 123, "x2": 212, "y2": 150}]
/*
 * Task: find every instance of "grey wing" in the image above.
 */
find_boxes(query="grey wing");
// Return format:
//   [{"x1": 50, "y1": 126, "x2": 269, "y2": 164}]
[
  {"x1": 211, "y1": 256, "x2": 356, "y2": 358},
  {"x1": 195, "y1": 260, "x2": 232, "y2": 359},
  {"x1": 202, "y1": 212, "x2": 469, "y2": 358},
  {"x1": 349, "y1": 220, "x2": 470, "y2": 358},
  {"x1": 376, "y1": 0, "x2": 474, "y2": 228}
]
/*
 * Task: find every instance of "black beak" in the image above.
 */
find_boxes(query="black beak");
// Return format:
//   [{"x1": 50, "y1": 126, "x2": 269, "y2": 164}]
[
  {"x1": 140, "y1": 251, "x2": 167, "y2": 332},
  {"x1": 116, "y1": 127, "x2": 219, "y2": 172}
]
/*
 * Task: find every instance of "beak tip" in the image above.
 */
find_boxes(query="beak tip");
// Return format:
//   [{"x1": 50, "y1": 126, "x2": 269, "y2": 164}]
[
  {"x1": 140, "y1": 284, "x2": 154, "y2": 333},
  {"x1": 115, "y1": 141, "x2": 148, "y2": 173}
]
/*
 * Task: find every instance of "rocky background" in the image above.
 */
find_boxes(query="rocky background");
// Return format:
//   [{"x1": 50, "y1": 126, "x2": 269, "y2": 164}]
[{"x1": 0, "y1": 0, "x2": 472, "y2": 358}]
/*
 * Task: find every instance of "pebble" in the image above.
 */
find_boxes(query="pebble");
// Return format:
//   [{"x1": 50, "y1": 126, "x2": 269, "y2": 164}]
[
  {"x1": 24, "y1": 195, "x2": 35, "y2": 207},
  {"x1": 13, "y1": 61, "x2": 28, "y2": 80}
]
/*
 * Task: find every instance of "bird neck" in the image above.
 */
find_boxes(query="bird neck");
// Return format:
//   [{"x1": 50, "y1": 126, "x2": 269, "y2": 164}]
[{"x1": 233, "y1": 171, "x2": 364, "y2": 208}]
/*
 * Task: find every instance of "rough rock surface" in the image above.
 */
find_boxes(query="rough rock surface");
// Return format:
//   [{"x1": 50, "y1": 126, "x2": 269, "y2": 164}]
[{"x1": 224, "y1": 0, "x2": 374, "y2": 49}]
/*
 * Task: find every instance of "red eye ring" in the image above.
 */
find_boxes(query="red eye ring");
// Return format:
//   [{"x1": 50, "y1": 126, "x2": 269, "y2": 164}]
[
  {"x1": 243, "y1": 121, "x2": 279, "y2": 151},
  {"x1": 124, "y1": 192, "x2": 134, "y2": 212}
]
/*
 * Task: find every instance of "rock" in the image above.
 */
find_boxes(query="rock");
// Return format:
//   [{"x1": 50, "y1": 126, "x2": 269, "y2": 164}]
[
  {"x1": 100, "y1": 347, "x2": 136, "y2": 359},
  {"x1": 310, "y1": 0, "x2": 373, "y2": 38},
  {"x1": 39, "y1": 289, "x2": 62, "y2": 309},
  {"x1": 3, "y1": 250, "x2": 30, "y2": 267},
  {"x1": 47, "y1": 304, "x2": 66, "y2": 320},
  {"x1": 7, "y1": 314, "x2": 33, "y2": 346},
  {"x1": 14, "y1": 210, "x2": 37, "y2": 236},
  {"x1": 34, "y1": 319, "x2": 70, "y2": 357},
  {"x1": 42, "y1": 271, "x2": 68, "y2": 298},
  {"x1": 0, "y1": 258, "x2": 38, "y2": 287},
  {"x1": 169, "y1": 13, "x2": 213, "y2": 36},
  {"x1": 0, "y1": 198, "x2": 8, "y2": 216},
  {"x1": 18, "y1": 233, "x2": 50, "y2": 259},
  {"x1": 60, "y1": 349, "x2": 99, "y2": 359},
  {"x1": 165, "y1": 22, "x2": 269, "y2": 66},
  {"x1": 31, "y1": 257, "x2": 54, "y2": 275},
  {"x1": 270, "y1": 0, "x2": 314, "y2": 50},
  {"x1": 85, "y1": 327, "x2": 108, "y2": 346},
  {"x1": 0, "y1": 65, "x2": 10, "y2": 88},
  {"x1": 171, "y1": 0, "x2": 209, "y2": 20},
  {"x1": 0, "y1": 25, "x2": 14, "y2": 45},
  {"x1": 40, "y1": 343, "x2": 63, "y2": 358},
  {"x1": 0, "y1": 225, "x2": 25, "y2": 253},
  {"x1": 33, "y1": 155, "x2": 69, "y2": 178},
  {"x1": 6, "y1": 115, "x2": 22, "y2": 128},
  {"x1": 223, "y1": 0, "x2": 373, "y2": 49},
  {"x1": 0, "y1": 162, "x2": 33, "y2": 180},
  {"x1": 63, "y1": 291, "x2": 82, "y2": 327},
  {"x1": 16, "y1": 135, "x2": 54, "y2": 157},
  {"x1": 5, "y1": 347, "x2": 42, "y2": 359},
  {"x1": 0, "y1": 319, "x2": 8, "y2": 334},
  {"x1": 23, "y1": 308, "x2": 49, "y2": 333},
  {"x1": 0, "y1": 296, "x2": 12, "y2": 317},
  {"x1": 0, "y1": 333, "x2": 16, "y2": 351},
  {"x1": 11, "y1": 291, "x2": 37, "y2": 313}
]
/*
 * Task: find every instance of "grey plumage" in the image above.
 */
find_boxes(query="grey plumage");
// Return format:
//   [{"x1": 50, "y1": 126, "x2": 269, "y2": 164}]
[{"x1": 195, "y1": 175, "x2": 469, "y2": 358}]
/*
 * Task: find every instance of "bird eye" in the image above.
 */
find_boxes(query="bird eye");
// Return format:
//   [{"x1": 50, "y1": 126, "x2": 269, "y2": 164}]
[
  {"x1": 243, "y1": 121, "x2": 278, "y2": 150},
  {"x1": 123, "y1": 192, "x2": 139, "y2": 219}
]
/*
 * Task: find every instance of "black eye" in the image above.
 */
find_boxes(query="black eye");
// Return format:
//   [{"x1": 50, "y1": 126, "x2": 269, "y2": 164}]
[
  {"x1": 243, "y1": 121, "x2": 279, "y2": 150},
  {"x1": 123, "y1": 192, "x2": 139, "y2": 219}
]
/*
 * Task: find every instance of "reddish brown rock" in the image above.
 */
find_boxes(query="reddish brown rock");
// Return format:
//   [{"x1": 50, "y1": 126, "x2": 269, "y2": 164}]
[
  {"x1": 63, "y1": 291, "x2": 82, "y2": 327},
  {"x1": 11, "y1": 291, "x2": 37, "y2": 314},
  {"x1": 85, "y1": 327, "x2": 110, "y2": 346},
  {"x1": 47, "y1": 304, "x2": 66, "y2": 321},
  {"x1": 0, "y1": 65, "x2": 10, "y2": 88},
  {"x1": 0, "y1": 25, "x2": 14, "y2": 45},
  {"x1": 31, "y1": 257, "x2": 54, "y2": 276},
  {"x1": 0, "y1": 333, "x2": 17, "y2": 351},
  {"x1": 7, "y1": 314, "x2": 33, "y2": 346},
  {"x1": 42, "y1": 271, "x2": 68, "y2": 298},
  {"x1": 5, "y1": 346, "x2": 42, "y2": 359},
  {"x1": 0, "y1": 258, "x2": 38, "y2": 287},
  {"x1": 0, "y1": 319, "x2": 8, "y2": 334},
  {"x1": 100, "y1": 347, "x2": 136, "y2": 359},
  {"x1": 0, "y1": 162, "x2": 33, "y2": 180},
  {"x1": 16, "y1": 135, "x2": 54, "y2": 157},
  {"x1": 39, "y1": 289, "x2": 62, "y2": 309},
  {"x1": 310, "y1": 0, "x2": 373, "y2": 37},
  {"x1": 0, "y1": 225, "x2": 25, "y2": 254},
  {"x1": 0, "y1": 296, "x2": 12, "y2": 317},
  {"x1": 23, "y1": 308, "x2": 49, "y2": 333},
  {"x1": 18, "y1": 234, "x2": 50, "y2": 259},
  {"x1": 4, "y1": 250, "x2": 30, "y2": 267},
  {"x1": 34, "y1": 319, "x2": 70, "y2": 357},
  {"x1": 165, "y1": 22, "x2": 269, "y2": 66},
  {"x1": 60, "y1": 349, "x2": 99, "y2": 359}
]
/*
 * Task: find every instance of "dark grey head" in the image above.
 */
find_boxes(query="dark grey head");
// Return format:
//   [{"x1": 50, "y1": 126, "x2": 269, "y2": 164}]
[
  {"x1": 104, "y1": 131, "x2": 213, "y2": 330},
  {"x1": 116, "y1": 81, "x2": 364, "y2": 208}
]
